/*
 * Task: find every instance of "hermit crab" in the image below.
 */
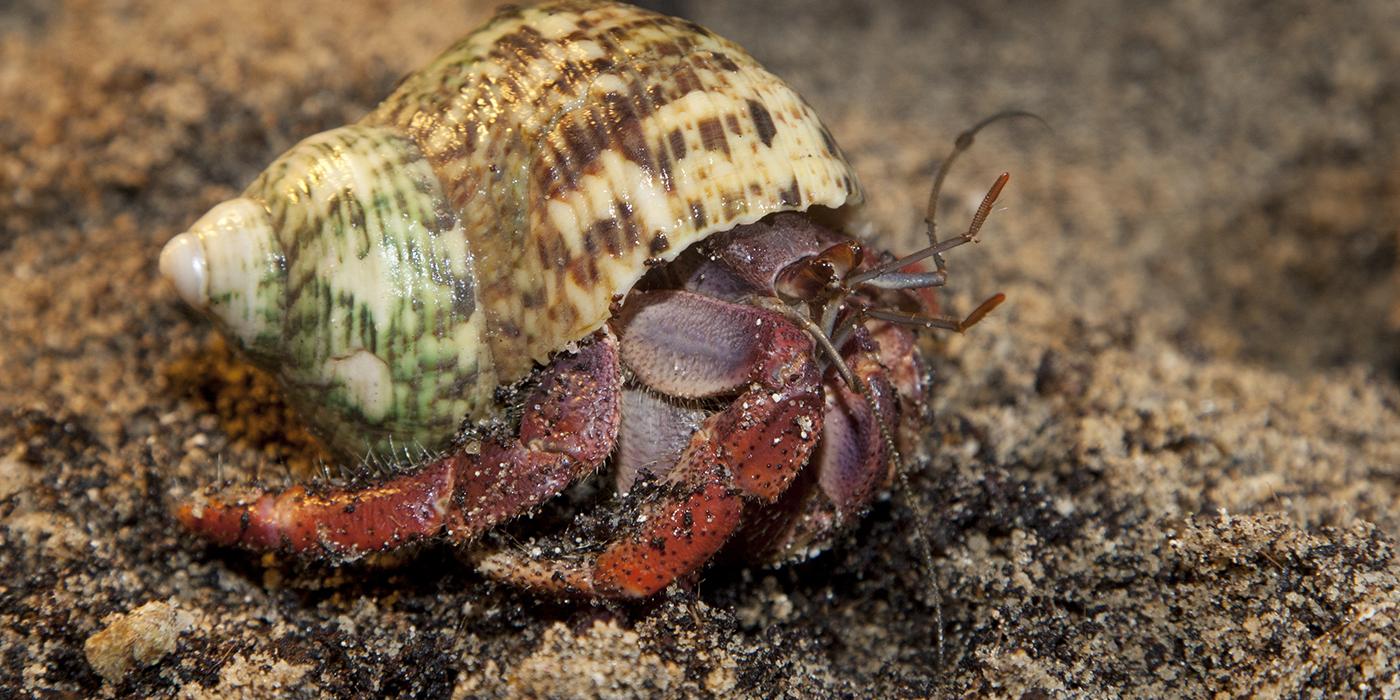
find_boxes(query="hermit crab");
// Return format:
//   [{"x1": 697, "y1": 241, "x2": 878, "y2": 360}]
[{"x1": 161, "y1": 0, "x2": 1009, "y2": 598}]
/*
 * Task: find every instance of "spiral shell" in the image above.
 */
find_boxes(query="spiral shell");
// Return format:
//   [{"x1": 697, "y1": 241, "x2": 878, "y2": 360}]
[{"x1": 160, "y1": 0, "x2": 862, "y2": 458}]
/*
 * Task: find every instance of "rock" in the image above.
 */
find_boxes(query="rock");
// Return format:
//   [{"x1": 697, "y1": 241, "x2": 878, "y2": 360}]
[{"x1": 83, "y1": 601, "x2": 195, "y2": 683}]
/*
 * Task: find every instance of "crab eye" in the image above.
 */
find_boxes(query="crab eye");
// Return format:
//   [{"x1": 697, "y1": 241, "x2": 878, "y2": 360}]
[{"x1": 775, "y1": 241, "x2": 862, "y2": 301}]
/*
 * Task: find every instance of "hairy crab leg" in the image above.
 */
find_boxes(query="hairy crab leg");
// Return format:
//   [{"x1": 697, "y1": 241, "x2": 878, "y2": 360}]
[
  {"x1": 477, "y1": 290, "x2": 825, "y2": 597},
  {"x1": 176, "y1": 331, "x2": 622, "y2": 557},
  {"x1": 444, "y1": 330, "x2": 622, "y2": 541},
  {"x1": 176, "y1": 460, "x2": 458, "y2": 555}
]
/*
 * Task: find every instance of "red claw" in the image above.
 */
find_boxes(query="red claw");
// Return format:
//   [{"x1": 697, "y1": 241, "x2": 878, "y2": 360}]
[
  {"x1": 593, "y1": 464, "x2": 745, "y2": 598},
  {"x1": 479, "y1": 291, "x2": 826, "y2": 597}
]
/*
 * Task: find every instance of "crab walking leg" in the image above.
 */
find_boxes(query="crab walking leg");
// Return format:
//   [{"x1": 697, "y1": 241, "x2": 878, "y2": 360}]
[
  {"x1": 175, "y1": 460, "x2": 458, "y2": 554},
  {"x1": 176, "y1": 331, "x2": 622, "y2": 556},
  {"x1": 477, "y1": 291, "x2": 825, "y2": 597},
  {"x1": 442, "y1": 330, "x2": 623, "y2": 541}
]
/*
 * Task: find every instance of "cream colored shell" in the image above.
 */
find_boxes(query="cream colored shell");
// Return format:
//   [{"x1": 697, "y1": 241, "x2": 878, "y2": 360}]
[{"x1": 160, "y1": 0, "x2": 862, "y2": 459}]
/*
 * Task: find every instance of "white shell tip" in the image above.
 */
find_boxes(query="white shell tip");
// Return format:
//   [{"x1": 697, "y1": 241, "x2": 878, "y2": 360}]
[{"x1": 160, "y1": 232, "x2": 208, "y2": 309}]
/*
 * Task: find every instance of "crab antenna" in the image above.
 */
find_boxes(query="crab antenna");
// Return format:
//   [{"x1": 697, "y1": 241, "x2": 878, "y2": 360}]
[
  {"x1": 759, "y1": 299, "x2": 906, "y2": 492},
  {"x1": 810, "y1": 302, "x2": 949, "y2": 671},
  {"x1": 896, "y1": 463, "x2": 946, "y2": 668},
  {"x1": 866, "y1": 293, "x2": 1006, "y2": 333},
  {"x1": 924, "y1": 110, "x2": 1046, "y2": 272},
  {"x1": 848, "y1": 171, "x2": 1009, "y2": 288},
  {"x1": 966, "y1": 172, "x2": 1010, "y2": 246},
  {"x1": 819, "y1": 297, "x2": 845, "y2": 339}
]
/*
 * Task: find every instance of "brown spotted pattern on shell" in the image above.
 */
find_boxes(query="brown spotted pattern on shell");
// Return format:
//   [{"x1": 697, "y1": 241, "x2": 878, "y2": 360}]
[
  {"x1": 159, "y1": 0, "x2": 862, "y2": 459},
  {"x1": 371, "y1": 0, "x2": 862, "y2": 378}
]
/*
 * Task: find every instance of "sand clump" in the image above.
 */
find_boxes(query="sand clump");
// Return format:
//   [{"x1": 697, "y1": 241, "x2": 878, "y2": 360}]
[{"x1": 83, "y1": 601, "x2": 195, "y2": 683}]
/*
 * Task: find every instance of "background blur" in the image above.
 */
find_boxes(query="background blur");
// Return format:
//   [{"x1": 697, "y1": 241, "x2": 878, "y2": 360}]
[{"x1": 2, "y1": 1, "x2": 1397, "y2": 696}]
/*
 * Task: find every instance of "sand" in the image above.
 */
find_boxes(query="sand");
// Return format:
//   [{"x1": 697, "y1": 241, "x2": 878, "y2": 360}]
[{"x1": 2, "y1": 0, "x2": 1398, "y2": 696}]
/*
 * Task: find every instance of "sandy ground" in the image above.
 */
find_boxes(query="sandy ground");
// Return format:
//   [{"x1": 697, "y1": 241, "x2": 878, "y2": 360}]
[{"x1": 3, "y1": 0, "x2": 1399, "y2": 697}]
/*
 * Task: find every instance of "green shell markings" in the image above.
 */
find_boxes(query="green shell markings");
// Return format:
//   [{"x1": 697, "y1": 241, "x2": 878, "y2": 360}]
[{"x1": 160, "y1": 0, "x2": 862, "y2": 460}]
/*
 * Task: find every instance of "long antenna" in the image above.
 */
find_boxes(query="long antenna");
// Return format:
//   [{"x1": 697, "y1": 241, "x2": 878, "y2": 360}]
[{"x1": 924, "y1": 110, "x2": 1046, "y2": 272}]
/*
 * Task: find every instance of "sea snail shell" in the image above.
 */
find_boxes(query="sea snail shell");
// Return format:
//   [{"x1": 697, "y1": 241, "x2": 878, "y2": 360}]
[{"x1": 160, "y1": 0, "x2": 862, "y2": 459}]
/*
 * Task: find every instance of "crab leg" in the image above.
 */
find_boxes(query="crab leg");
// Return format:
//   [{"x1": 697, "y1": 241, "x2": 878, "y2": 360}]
[
  {"x1": 176, "y1": 331, "x2": 622, "y2": 557},
  {"x1": 477, "y1": 290, "x2": 825, "y2": 597}
]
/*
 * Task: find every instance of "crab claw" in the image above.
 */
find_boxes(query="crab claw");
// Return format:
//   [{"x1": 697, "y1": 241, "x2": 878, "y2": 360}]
[
  {"x1": 477, "y1": 291, "x2": 825, "y2": 597},
  {"x1": 730, "y1": 325, "x2": 902, "y2": 562}
]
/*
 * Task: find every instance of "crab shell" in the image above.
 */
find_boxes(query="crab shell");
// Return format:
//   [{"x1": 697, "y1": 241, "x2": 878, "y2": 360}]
[{"x1": 159, "y1": 1, "x2": 862, "y2": 458}]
